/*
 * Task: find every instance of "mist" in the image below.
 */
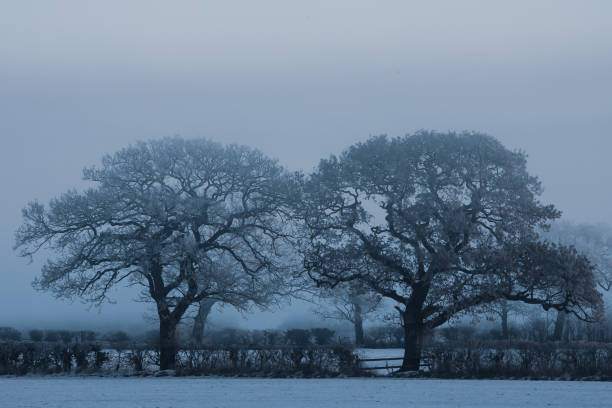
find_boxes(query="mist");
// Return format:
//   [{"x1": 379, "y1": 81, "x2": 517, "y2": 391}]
[{"x1": 1, "y1": 1, "x2": 611, "y2": 332}]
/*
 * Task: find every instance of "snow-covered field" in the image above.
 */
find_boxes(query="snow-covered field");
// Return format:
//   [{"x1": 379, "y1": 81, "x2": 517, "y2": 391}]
[{"x1": 1, "y1": 377, "x2": 609, "y2": 408}]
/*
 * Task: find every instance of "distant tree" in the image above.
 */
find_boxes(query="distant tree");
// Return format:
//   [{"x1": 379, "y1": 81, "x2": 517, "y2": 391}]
[
  {"x1": 44, "y1": 330, "x2": 59, "y2": 342},
  {"x1": 285, "y1": 329, "x2": 311, "y2": 345},
  {"x1": 58, "y1": 330, "x2": 73, "y2": 344},
  {"x1": 541, "y1": 221, "x2": 612, "y2": 341},
  {"x1": 543, "y1": 222, "x2": 612, "y2": 290},
  {"x1": 105, "y1": 330, "x2": 131, "y2": 344},
  {"x1": 191, "y1": 299, "x2": 216, "y2": 345},
  {"x1": 0, "y1": 327, "x2": 22, "y2": 341},
  {"x1": 297, "y1": 132, "x2": 603, "y2": 371},
  {"x1": 263, "y1": 330, "x2": 281, "y2": 346},
  {"x1": 189, "y1": 251, "x2": 288, "y2": 346},
  {"x1": 78, "y1": 330, "x2": 96, "y2": 343},
  {"x1": 207, "y1": 328, "x2": 246, "y2": 345},
  {"x1": 141, "y1": 329, "x2": 160, "y2": 348},
  {"x1": 310, "y1": 328, "x2": 335, "y2": 345},
  {"x1": 14, "y1": 138, "x2": 297, "y2": 369},
  {"x1": 28, "y1": 329, "x2": 44, "y2": 342},
  {"x1": 365, "y1": 325, "x2": 404, "y2": 347},
  {"x1": 481, "y1": 299, "x2": 530, "y2": 340},
  {"x1": 315, "y1": 281, "x2": 380, "y2": 344}
]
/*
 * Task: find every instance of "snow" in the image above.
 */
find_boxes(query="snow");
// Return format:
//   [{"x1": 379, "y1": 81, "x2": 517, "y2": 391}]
[{"x1": 0, "y1": 377, "x2": 610, "y2": 408}]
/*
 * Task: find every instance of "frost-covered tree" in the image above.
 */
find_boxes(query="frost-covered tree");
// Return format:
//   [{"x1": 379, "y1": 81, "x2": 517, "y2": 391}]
[
  {"x1": 14, "y1": 138, "x2": 297, "y2": 369},
  {"x1": 314, "y1": 281, "x2": 380, "y2": 344},
  {"x1": 540, "y1": 221, "x2": 612, "y2": 340},
  {"x1": 543, "y1": 222, "x2": 612, "y2": 290},
  {"x1": 481, "y1": 299, "x2": 530, "y2": 339},
  {"x1": 297, "y1": 132, "x2": 603, "y2": 371},
  {"x1": 189, "y1": 252, "x2": 287, "y2": 345},
  {"x1": 191, "y1": 298, "x2": 216, "y2": 345}
]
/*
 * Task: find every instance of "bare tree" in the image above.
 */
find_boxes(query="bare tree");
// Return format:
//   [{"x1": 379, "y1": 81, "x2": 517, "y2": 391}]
[
  {"x1": 14, "y1": 137, "x2": 297, "y2": 369},
  {"x1": 543, "y1": 221, "x2": 612, "y2": 290},
  {"x1": 314, "y1": 281, "x2": 381, "y2": 345},
  {"x1": 297, "y1": 132, "x2": 603, "y2": 371},
  {"x1": 191, "y1": 298, "x2": 216, "y2": 345},
  {"x1": 481, "y1": 299, "x2": 530, "y2": 339},
  {"x1": 188, "y1": 252, "x2": 289, "y2": 345},
  {"x1": 540, "y1": 221, "x2": 612, "y2": 340}
]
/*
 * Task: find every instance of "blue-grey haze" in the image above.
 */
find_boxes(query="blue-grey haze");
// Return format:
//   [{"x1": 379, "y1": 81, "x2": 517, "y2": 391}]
[{"x1": 1, "y1": 1, "x2": 611, "y2": 331}]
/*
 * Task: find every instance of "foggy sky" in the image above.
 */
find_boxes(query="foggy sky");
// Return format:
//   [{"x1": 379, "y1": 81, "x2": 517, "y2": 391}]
[{"x1": 1, "y1": 1, "x2": 611, "y2": 331}]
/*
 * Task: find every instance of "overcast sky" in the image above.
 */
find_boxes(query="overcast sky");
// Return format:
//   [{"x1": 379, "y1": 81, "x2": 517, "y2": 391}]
[{"x1": 1, "y1": 1, "x2": 611, "y2": 331}]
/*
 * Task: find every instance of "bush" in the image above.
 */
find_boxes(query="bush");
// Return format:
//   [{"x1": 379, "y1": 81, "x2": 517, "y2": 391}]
[
  {"x1": 141, "y1": 330, "x2": 160, "y2": 348},
  {"x1": 438, "y1": 326, "x2": 477, "y2": 342}
]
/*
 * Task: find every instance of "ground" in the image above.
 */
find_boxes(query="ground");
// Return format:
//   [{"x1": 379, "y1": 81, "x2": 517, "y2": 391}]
[{"x1": 0, "y1": 377, "x2": 609, "y2": 408}]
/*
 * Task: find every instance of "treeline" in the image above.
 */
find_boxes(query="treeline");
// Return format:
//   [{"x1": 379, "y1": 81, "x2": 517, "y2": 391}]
[
  {"x1": 5, "y1": 310, "x2": 612, "y2": 350},
  {"x1": 0, "y1": 327, "x2": 132, "y2": 346},
  {"x1": 438, "y1": 313, "x2": 612, "y2": 345}
]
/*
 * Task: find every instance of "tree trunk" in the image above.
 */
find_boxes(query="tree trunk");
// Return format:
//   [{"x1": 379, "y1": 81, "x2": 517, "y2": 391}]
[
  {"x1": 501, "y1": 301, "x2": 509, "y2": 339},
  {"x1": 191, "y1": 299, "x2": 216, "y2": 345},
  {"x1": 400, "y1": 305, "x2": 423, "y2": 372},
  {"x1": 353, "y1": 301, "x2": 364, "y2": 345},
  {"x1": 552, "y1": 311, "x2": 566, "y2": 342},
  {"x1": 159, "y1": 314, "x2": 178, "y2": 370}
]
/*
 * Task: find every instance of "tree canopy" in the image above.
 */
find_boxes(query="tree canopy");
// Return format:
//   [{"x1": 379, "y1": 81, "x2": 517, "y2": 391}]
[
  {"x1": 297, "y1": 131, "x2": 603, "y2": 370},
  {"x1": 15, "y1": 137, "x2": 298, "y2": 368}
]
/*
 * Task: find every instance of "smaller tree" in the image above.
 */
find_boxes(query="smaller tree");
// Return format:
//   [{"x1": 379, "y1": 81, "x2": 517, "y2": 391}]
[
  {"x1": 481, "y1": 300, "x2": 530, "y2": 339},
  {"x1": 541, "y1": 221, "x2": 612, "y2": 340},
  {"x1": 191, "y1": 299, "x2": 216, "y2": 345},
  {"x1": 105, "y1": 330, "x2": 131, "y2": 345},
  {"x1": 314, "y1": 282, "x2": 380, "y2": 345}
]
